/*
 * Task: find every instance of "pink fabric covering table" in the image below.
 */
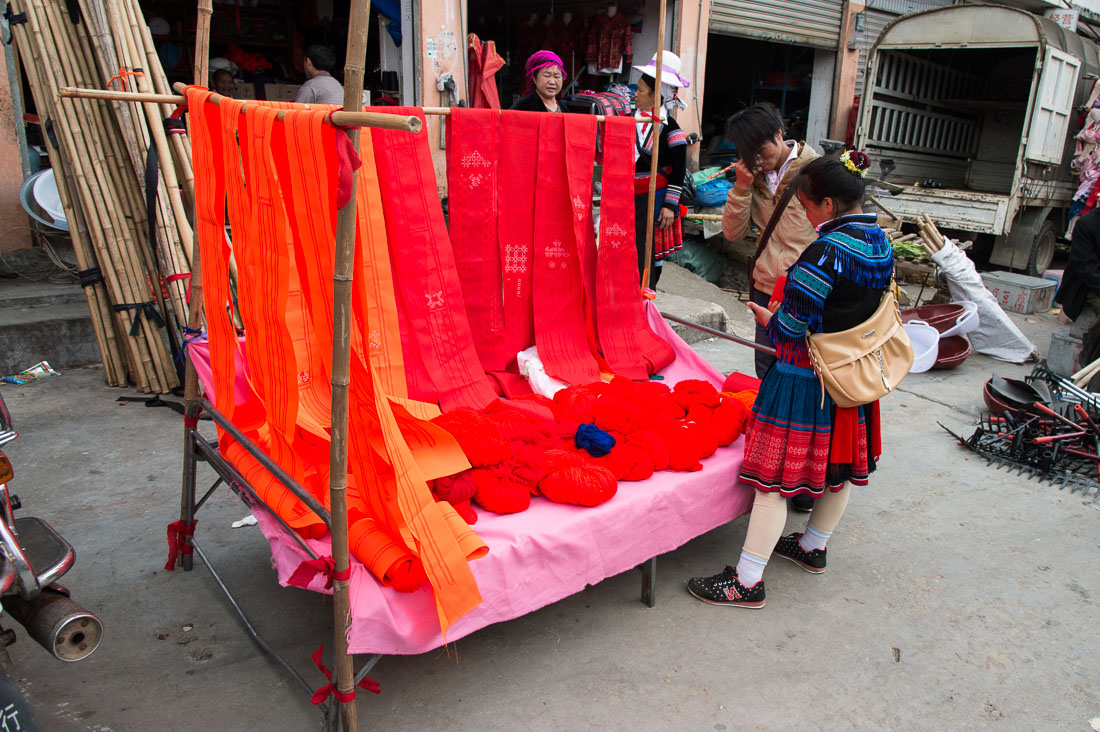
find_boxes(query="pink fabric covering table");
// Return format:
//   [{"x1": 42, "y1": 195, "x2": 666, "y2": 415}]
[{"x1": 189, "y1": 304, "x2": 753, "y2": 655}]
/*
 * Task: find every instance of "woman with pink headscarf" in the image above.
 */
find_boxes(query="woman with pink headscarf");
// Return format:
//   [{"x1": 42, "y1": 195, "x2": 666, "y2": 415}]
[{"x1": 510, "y1": 50, "x2": 567, "y2": 112}]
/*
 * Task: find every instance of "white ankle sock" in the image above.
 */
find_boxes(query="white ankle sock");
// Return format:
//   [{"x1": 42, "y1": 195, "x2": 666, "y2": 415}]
[
  {"x1": 735, "y1": 551, "x2": 768, "y2": 587},
  {"x1": 799, "y1": 524, "x2": 831, "y2": 552}
]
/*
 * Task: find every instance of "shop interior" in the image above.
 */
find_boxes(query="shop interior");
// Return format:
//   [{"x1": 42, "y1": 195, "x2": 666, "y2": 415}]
[
  {"x1": 467, "y1": 0, "x2": 647, "y2": 108},
  {"x1": 138, "y1": 0, "x2": 401, "y2": 103},
  {"x1": 699, "y1": 33, "x2": 816, "y2": 168}
]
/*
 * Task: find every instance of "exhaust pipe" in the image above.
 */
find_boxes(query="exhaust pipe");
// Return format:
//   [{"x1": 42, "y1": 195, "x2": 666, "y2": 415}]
[{"x1": 2, "y1": 590, "x2": 102, "y2": 662}]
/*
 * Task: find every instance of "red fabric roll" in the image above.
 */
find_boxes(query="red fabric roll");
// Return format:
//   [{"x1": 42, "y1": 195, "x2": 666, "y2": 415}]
[
  {"x1": 722, "y1": 372, "x2": 763, "y2": 394},
  {"x1": 624, "y1": 428, "x2": 670, "y2": 471},
  {"x1": 471, "y1": 468, "x2": 531, "y2": 514},
  {"x1": 434, "y1": 472, "x2": 478, "y2": 503},
  {"x1": 592, "y1": 396, "x2": 645, "y2": 435},
  {"x1": 540, "y1": 464, "x2": 618, "y2": 507},
  {"x1": 431, "y1": 408, "x2": 512, "y2": 467},
  {"x1": 552, "y1": 385, "x2": 599, "y2": 424}
]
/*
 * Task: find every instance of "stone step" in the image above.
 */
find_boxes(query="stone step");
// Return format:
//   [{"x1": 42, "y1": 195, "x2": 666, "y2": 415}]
[
  {"x1": 0, "y1": 282, "x2": 86, "y2": 309},
  {"x1": 0, "y1": 299, "x2": 100, "y2": 376},
  {"x1": 655, "y1": 291, "x2": 728, "y2": 345}
]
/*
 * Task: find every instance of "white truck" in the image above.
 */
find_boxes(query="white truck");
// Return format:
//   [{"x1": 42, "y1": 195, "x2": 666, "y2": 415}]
[{"x1": 855, "y1": 4, "x2": 1098, "y2": 275}]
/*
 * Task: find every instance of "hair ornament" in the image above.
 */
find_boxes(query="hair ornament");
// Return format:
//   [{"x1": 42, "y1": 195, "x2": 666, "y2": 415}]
[{"x1": 840, "y1": 149, "x2": 870, "y2": 177}]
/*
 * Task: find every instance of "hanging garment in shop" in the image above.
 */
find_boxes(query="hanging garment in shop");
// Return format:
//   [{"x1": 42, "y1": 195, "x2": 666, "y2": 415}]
[
  {"x1": 368, "y1": 106, "x2": 500, "y2": 412},
  {"x1": 467, "y1": 34, "x2": 504, "y2": 110},
  {"x1": 586, "y1": 11, "x2": 633, "y2": 74}
]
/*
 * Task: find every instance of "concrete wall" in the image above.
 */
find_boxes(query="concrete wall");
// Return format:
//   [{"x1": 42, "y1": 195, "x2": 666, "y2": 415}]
[
  {"x1": 0, "y1": 51, "x2": 29, "y2": 253},
  {"x1": 418, "y1": 0, "x2": 466, "y2": 195}
]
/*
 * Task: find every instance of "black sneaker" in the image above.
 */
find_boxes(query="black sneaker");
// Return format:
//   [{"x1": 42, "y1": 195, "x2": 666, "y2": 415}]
[
  {"x1": 790, "y1": 493, "x2": 814, "y2": 513},
  {"x1": 687, "y1": 566, "x2": 766, "y2": 608},
  {"x1": 773, "y1": 533, "x2": 827, "y2": 574}
]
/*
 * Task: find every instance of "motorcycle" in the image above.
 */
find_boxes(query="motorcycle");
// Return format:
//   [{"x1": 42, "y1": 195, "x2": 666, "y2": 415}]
[{"x1": 0, "y1": 391, "x2": 102, "y2": 671}]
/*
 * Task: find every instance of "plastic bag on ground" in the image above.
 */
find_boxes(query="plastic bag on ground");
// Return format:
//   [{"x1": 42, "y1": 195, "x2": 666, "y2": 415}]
[{"x1": 930, "y1": 240, "x2": 1034, "y2": 362}]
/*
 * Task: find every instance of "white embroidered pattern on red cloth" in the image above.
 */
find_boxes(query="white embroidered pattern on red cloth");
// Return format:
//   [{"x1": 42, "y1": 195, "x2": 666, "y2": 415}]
[{"x1": 545, "y1": 240, "x2": 570, "y2": 269}]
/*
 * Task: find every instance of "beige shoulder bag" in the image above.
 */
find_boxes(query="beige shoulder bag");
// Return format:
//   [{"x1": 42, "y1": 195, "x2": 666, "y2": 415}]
[{"x1": 806, "y1": 283, "x2": 914, "y2": 408}]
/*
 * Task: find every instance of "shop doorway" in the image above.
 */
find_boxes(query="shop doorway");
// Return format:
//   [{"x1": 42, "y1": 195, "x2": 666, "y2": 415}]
[{"x1": 699, "y1": 34, "x2": 817, "y2": 168}]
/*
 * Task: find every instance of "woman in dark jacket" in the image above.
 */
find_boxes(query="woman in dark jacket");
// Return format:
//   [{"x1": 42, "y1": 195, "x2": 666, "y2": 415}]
[
  {"x1": 631, "y1": 52, "x2": 690, "y2": 288},
  {"x1": 510, "y1": 51, "x2": 566, "y2": 112}
]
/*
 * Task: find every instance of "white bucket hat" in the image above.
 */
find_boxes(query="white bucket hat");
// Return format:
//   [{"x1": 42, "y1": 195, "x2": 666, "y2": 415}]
[{"x1": 632, "y1": 50, "x2": 690, "y2": 88}]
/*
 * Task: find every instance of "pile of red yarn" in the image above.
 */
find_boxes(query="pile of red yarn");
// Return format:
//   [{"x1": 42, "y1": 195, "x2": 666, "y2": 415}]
[{"x1": 429, "y1": 375, "x2": 753, "y2": 520}]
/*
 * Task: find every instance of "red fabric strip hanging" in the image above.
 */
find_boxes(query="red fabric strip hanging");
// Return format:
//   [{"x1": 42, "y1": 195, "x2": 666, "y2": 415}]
[
  {"x1": 493, "y1": 110, "x2": 541, "y2": 376},
  {"x1": 594, "y1": 117, "x2": 650, "y2": 380},
  {"x1": 445, "y1": 108, "x2": 505, "y2": 370},
  {"x1": 367, "y1": 106, "x2": 498, "y2": 412},
  {"x1": 532, "y1": 113, "x2": 602, "y2": 385}
]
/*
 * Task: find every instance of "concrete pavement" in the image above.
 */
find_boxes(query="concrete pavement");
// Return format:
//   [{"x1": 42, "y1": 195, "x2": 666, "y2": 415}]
[{"x1": 1, "y1": 280, "x2": 1098, "y2": 731}]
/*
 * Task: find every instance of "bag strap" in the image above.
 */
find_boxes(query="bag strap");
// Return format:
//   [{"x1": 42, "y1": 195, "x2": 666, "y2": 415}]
[
  {"x1": 751, "y1": 182, "x2": 797, "y2": 270},
  {"x1": 748, "y1": 181, "x2": 800, "y2": 292}
]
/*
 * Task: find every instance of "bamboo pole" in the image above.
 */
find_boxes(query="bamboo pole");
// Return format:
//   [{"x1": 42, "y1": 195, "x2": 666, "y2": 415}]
[
  {"x1": 642, "y1": 0, "x2": 668, "y2": 289},
  {"x1": 126, "y1": 0, "x2": 195, "y2": 210},
  {"x1": 330, "y1": 2, "x2": 372, "y2": 729},
  {"x1": 62, "y1": 89, "x2": 647, "y2": 125},
  {"x1": 8, "y1": 7, "x2": 125, "y2": 386},
  {"x1": 49, "y1": 0, "x2": 175, "y2": 392},
  {"x1": 105, "y1": 0, "x2": 195, "y2": 266},
  {"x1": 16, "y1": 0, "x2": 159, "y2": 392},
  {"x1": 178, "y1": 0, "x2": 212, "y2": 574}
]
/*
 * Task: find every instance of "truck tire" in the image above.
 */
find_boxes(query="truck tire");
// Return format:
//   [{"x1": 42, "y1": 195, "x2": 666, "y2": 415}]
[{"x1": 1027, "y1": 220, "x2": 1057, "y2": 277}]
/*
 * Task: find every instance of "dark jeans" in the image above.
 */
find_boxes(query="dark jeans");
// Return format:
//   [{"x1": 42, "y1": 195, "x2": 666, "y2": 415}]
[{"x1": 752, "y1": 288, "x2": 777, "y2": 379}]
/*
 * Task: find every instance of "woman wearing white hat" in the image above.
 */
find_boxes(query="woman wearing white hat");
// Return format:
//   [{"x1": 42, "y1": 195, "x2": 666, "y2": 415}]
[{"x1": 632, "y1": 51, "x2": 690, "y2": 288}]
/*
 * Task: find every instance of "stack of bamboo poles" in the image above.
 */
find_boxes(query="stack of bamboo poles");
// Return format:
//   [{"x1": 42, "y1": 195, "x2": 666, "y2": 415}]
[{"x1": 10, "y1": 0, "x2": 194, "y2": 393}]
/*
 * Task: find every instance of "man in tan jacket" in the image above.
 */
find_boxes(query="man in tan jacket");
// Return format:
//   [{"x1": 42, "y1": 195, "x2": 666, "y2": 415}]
[{"x1": 722, "y1": 103, "x2": 820, "y2": 378}]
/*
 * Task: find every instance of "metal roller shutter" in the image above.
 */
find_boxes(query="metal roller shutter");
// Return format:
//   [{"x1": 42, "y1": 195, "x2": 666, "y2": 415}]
[{"x1": 709, "y1": 0, "x2": 844, "y2": 50}]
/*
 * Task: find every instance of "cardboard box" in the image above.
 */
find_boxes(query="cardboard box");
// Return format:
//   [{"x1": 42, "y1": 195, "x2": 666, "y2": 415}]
[
  {"x1": 264, "y1": 83, "x2": 301, "y2": 102},
  {"x1": 980, "y1": 271, "x2": 1057, "y2": 314}
]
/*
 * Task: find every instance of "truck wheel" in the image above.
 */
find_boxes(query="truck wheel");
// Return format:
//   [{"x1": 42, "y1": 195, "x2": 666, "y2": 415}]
[{"x1": 1027, "y1": 220, "x2": 1057, "y2": 277}]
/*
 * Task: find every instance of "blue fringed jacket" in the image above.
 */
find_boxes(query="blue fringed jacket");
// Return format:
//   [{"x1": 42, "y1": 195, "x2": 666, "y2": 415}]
[{"x1": 767, "y1": 213, "x2": 894, "y2": 366}]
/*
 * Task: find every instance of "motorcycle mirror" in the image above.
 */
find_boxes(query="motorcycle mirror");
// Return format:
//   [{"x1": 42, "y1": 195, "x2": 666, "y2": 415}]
[{"x1": 0, "y1": 452, "x2": 11, "y2": 484}]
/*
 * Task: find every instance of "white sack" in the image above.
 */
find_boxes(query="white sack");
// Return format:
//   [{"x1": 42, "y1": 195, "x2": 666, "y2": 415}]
[
  {"x1": 929, "y1": 240, "x2": 1035, "y2": 362},
  {"x1": 517, "y1": 346, "x2": 569, "y2": 397}
]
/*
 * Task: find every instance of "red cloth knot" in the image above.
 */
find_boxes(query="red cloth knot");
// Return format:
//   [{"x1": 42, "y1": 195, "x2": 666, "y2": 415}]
[
  {"x1": 288, "y1": 555, "x2": 352, "y2": 591},
  {"x1": 164, "y1": 520, "x2": 197, "y2": 571},
  {"x1": 310, "y1": 644, "x2": 381, "y2": 705}
]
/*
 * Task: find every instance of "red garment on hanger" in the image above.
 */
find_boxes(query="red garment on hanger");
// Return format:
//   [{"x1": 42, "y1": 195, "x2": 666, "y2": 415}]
[
  {"x1": 467, "y1": 34, "x2": 504, "y2": 110},
  {"x1": 586, "y1": 12, "x2": 632, "y2": 72},
  {"x1": 533, "y1": 114, "x2": 602, "y2": 385},
  {"x1": 367, "y1": 106, "x2": 498, "y2": 412}
]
